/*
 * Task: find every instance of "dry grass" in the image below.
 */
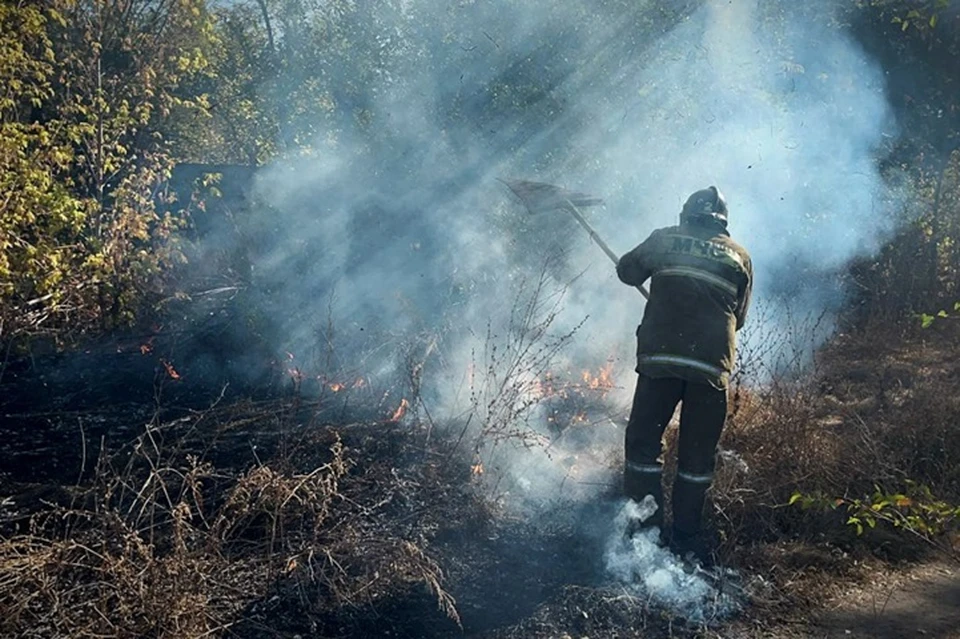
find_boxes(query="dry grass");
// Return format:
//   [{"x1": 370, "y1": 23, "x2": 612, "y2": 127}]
[
  {"x1": 0, "y1": 399, "x2": 477, "y2": 637},
  {"x1": 4, "y1": 294, "x2": 960, "y2": 638},
  {"x1": 710, "y1": 317, "x2": 960, "y2": 565}
]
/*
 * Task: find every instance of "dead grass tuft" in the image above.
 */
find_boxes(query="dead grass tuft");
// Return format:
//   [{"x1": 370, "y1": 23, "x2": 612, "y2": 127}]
[
  {"x1": 711, "y1": 318, "x2": 960, "y2": 564},
  {"x1": 0, "y1": 400, "x2": 473, "y2": 637}
]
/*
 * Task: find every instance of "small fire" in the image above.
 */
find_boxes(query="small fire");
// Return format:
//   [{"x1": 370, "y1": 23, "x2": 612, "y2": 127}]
[
  {"x1": 531, "y1": 372, "x2": 569, "y2": 400},
  {"x1": 581, "y1": 362, "x2": 615, "y2": 394},
  {"x1": 390, "y1": 398, "x2": 409, "y2": 422},
  {"x1": 160, "y1": 359, "x2": 181, "y2": 380},
  {"x1": 531, "y1": 363, "x2": 616, "y2": 402},
  {"x1": 326, "y1": 377, "x2": 366, "y2": 393}
]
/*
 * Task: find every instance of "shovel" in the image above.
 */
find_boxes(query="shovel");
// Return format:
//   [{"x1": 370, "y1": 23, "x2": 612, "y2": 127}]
[{"x1": 499, "y1": 178, "x2": 649, "y2": 299}]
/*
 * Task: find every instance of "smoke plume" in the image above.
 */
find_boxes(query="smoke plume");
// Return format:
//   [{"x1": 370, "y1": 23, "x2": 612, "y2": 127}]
[
  {"x1": 237, "y1": 0, "x2": 895, "y2": 474},
  {"x1": 605, "y1": 497, "x2": 740, "y2": 621},
  {"x1": 210, "y1": 0, "x2": 900, "y2": 615}
]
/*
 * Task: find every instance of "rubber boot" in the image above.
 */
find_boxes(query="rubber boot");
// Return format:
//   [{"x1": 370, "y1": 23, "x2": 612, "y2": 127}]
[{"x1": 671, "y1": 477, "x2": 713, "y2": 567}]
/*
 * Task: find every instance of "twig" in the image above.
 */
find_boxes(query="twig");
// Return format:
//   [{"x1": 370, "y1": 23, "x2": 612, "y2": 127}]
[{"x1": 76, "y1": 418, "x2": 87, "y2": 487}]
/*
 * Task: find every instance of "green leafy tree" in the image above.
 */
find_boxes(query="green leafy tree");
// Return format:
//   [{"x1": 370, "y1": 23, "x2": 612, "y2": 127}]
[
  {"x1": 0, "y1": 3, "x2": 90, "y2": 340},
  {"x1": 0, "y1": 0, "x2": 217, "y2": 345}
]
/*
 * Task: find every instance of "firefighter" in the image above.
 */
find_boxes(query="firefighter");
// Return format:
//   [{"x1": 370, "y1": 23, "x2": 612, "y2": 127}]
[{"x1": 616, "y1": 186, "x2": 753, "y2": 567}]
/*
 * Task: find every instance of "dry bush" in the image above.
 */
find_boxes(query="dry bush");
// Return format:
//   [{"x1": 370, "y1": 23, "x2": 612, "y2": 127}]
[
  {"x1": 709, "y1": 310, "x2": 960, "y2": 559},
  {"x1": 816, "y1": 322, "x2": 960, "y2": 500},
  {"x1": 449, "y1": 265, "x2": 586, "y2": 462},
  {"x1": 0, "y1": 400, "x2": 469, "y2": 637}
]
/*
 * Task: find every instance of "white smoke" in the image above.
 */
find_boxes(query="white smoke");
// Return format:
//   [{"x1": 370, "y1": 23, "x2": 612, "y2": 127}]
[
  {"x1": 604, "y1": 497, "x2": 740, "y2": 621},
  {"x1": 234, "y1": 0, "x2": 899, "y2": 539},
  {"x1": 530, "y1": 0, "x2": 898, "y2": 378}
]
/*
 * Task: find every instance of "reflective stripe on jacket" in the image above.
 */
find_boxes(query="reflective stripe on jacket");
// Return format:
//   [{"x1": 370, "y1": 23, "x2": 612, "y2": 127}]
[{"x1": 616, "y1": 220, "x2": 753, "y2": 389}]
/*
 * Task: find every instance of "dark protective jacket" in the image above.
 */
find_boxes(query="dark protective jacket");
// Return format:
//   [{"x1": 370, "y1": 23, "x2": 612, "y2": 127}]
[{"x1": 616, "y1": 219, "x2": 753, "y2": 389}]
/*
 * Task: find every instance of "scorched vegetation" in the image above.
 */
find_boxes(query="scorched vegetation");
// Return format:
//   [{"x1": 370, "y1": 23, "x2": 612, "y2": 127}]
[{"x1": 2, "y1": 0, "x2": 960, "y2": 638}]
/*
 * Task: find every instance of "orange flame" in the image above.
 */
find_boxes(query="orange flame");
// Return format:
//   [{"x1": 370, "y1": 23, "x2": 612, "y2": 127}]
[
  {"x1": 161, "y1": 359, "x2": 181, "y2": 380},
  {"x1": 471, "y1": 454, "x2": 485, "y2": 475},
  {"x1": 390, "y1": 398, "x2": 409, "y2": 421},
  {"x1": 581, "y1": 362, "x2": 615, "y2": 394},
  {"x1": 532, "y1": 372, "x2": 569, "y2": 400},
  {"x1": 323, "y1": 377, "x2": 366, "y2": 393}
]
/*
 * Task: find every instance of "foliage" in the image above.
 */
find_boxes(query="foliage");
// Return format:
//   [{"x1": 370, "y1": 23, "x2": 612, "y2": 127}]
[
  {"x1": 859, "y1": 0, "x2": 953, "y2": 34},
  {"x1": 3, "y1": 0, "x2": 956, "y2": 348},
  {"x1": 845, "y1": 2, "x2": 960, "y2": 324},
  {"x1": 790, "y1": 481, "x2": 960, "y2": 550},
  {"x1": 455, "y1": 264, "x2": 586, "y2": 460},
  {"x1": 919, "y1": 301, "x2": 960, "y2": 327},
  {"x1": 0, "y1": 0, "x2": 216, "y2": 344}
]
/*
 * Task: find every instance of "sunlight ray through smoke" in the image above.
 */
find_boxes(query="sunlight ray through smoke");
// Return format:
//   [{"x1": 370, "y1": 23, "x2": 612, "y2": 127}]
[{"x1": 220, "y1": 0, "x2": 902, "y2": 516}]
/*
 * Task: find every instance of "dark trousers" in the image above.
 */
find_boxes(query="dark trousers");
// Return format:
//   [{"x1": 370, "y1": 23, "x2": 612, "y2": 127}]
[{"x1": 623, "y1": 375, "x2": 727, "y2": 543}]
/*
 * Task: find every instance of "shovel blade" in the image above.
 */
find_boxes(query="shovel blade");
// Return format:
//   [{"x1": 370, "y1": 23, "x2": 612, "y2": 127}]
[{"x1": 499, "y1": 178, "x2": 604, "y2": 214}]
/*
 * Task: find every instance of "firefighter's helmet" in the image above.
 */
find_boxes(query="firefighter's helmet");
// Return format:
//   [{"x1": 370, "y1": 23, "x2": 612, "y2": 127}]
[{"x1": 681, "y1": 186, "x2": 728, "y2": 228}]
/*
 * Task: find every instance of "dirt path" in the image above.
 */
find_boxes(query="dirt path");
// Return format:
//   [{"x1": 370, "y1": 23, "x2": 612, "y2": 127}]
[{"x1": 814, "y1": 562, "x2": 960, "y2": 639}]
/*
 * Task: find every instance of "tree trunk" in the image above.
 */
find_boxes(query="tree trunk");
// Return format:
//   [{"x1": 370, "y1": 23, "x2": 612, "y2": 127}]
[{"x1": 256, "y1": 0, "x2": 276, "y2": 56}]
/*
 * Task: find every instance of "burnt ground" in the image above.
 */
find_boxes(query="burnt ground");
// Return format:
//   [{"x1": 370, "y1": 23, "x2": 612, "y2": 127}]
[
  {"x1": 4, "y1": 386, "x2": 956, "y2": 639},
  {"x1": 226, "y1": 521, "x2": 960, "y2": 639},
  {"x1": 230, "y1": 510, "x2": 609, "y2": 639},
  {"x1": 0, "y1": 345, "x2": 624, "y2": 638},
  {"x1": 2, "y1": 325, "x2": 960, "y2": 638}
]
